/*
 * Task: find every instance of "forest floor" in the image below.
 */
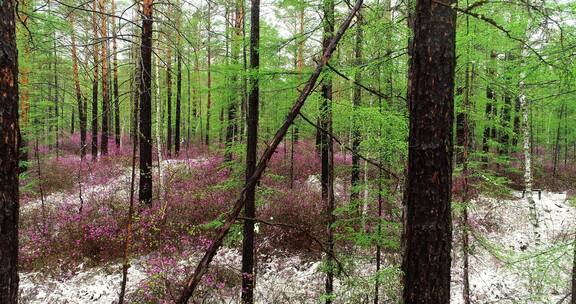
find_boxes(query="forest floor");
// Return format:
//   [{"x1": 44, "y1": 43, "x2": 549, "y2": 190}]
[{"x1": 16, "y1": 142, "x2": 576, "y2": 303}]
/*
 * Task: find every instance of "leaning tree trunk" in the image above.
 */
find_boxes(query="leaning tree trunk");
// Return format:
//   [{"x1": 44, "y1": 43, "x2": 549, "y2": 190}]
[
  {"x1": 139, "y1": 0, "x2": 154, "y2": 206},
  {"x1": 174, "y1": 1, "x2": 363, "y2": 301},
  {"x1": 402, "y1": 0, "x2": 456, "y2": 302},
  {"x1": 0, "y1": 0, "x2": 20, "y2": 302}
]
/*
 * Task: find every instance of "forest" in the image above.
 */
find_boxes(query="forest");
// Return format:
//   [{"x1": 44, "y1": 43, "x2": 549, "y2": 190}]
[{"x1": 0, "y1": 0, "x2": 575, "y2": 302}]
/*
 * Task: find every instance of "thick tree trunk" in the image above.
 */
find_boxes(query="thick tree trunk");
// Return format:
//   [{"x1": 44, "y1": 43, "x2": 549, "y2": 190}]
[
  {"x1": 241, "y1": 0, "x2": 260, "y2": 302},
  {"x1": 0, "y1": 0, "x2": 20, "y2": 302},
  {"x1": 139, "y1": 0, "x2": 154, "y2": 206},
  {"x1": 402, "y1": 0, "x2": 455, "y2": 302},
  {"x1": 100, "y1": 0, "x2": 110, "y2": 156}
]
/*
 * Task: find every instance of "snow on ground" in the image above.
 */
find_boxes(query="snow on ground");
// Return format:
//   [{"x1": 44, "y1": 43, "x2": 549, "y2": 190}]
[
  {"x1": 451, "y1": 191, "x2": 575, "y2": 304},
  {"x1": 19, "y1": 258, "x2": 147, "y2": 304},
  {"x1": 18, "y1": 248, "x2": 328, "y2": 304},
  {"x1": 19, "y1": 162, "x2": 575, "y2": 303}
]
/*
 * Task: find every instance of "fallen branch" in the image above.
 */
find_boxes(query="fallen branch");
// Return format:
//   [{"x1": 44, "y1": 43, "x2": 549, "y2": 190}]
[{"x1": 175, "y1": 0, "x2": 364, "y2": 301}]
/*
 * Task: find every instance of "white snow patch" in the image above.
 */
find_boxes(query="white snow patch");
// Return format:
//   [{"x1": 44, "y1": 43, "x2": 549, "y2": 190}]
[
  {"x1": 451, "y1": 191, "x2": 575, "y2": 303},
  {"x1": 19, "y1": 258, "x2": 147, "y2": 304}
]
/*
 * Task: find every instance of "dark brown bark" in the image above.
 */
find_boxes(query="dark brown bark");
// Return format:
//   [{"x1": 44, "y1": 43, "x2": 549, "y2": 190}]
[
  {"x1": 0, "y1": 0, "x2": 20, "y2": 302},
  {"x1": 321, "y1": 0, "x2": 335, "y2": 301},
  {"x1": 139, "y1": 0, "x2": 153, "y2": 206},
  {"x1": 350, "y1": 10, "x2": 362, "y2": 209},
  {"x1": 167, "y1": 41, "x2": 173, "y2": 156},
  {"x1": 175, "y1": 1, "x2": 362, "y2": 300},
  {"x1": 241, "y1": 0, "x2": 259, "y2": 301},
  {"x1": 175, "y1": 1, "x2": 182, "y2": 155},
  {"x1": 91, "y1": 1, "x2": 100, "y2": 160},
  {"x1": 402, "y1": 0, "x2": 455, "y2": 302},
  {"x1": 175, "y1": 51, "x2": 182, "y2": 155}
]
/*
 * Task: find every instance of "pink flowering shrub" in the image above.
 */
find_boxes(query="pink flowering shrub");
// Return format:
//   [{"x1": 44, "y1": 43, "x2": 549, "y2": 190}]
[{"x1": 19, "y1": 136, "x2": 366, "y2": 300}]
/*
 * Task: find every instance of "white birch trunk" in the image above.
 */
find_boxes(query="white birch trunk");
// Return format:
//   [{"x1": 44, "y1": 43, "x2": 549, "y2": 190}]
[{"x1": 520, "y1": 74, "x2": 539, "y2": 242}]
